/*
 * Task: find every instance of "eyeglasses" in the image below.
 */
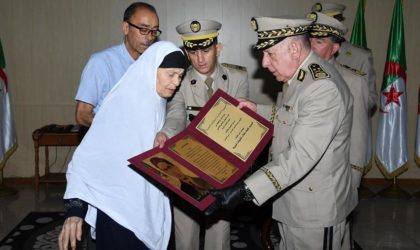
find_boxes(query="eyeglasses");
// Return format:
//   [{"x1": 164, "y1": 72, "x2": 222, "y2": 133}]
[{"x1": 127, "y1": 21, "x2": 162, "y2": 37}]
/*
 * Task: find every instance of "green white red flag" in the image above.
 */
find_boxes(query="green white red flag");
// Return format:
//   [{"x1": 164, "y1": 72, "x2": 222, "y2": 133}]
[
  {"x1": 350, "y1": 0, "x2": 367, "y2": 48},
  {"x1": 375, "y1": 0, "x2": 408, "y2": 178},
  {"x1": 0, "y1": 38, "x2": 17, "y2": 170}
]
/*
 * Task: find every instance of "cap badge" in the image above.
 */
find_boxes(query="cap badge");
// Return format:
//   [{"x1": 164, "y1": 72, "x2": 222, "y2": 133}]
[
  {"x1": 314, "y1": 3, "x2": 322, "y2": 12},
  {"x1": 190, "y1": 21, "x2": 201, "y2": 33},
  {"x1": 250, "y1": 18, "x2": 258, "y2": 31},
  {"x1": 307, "y1": 12, "x2": 317, "y2": 22}
]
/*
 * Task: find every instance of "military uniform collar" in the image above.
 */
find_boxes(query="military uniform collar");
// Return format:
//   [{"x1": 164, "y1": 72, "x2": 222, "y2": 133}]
[
  {"x1": 288, "y1": 51, "x2": 313, "y2": 85},
  {"x1": 191, "y1": 64, "x2": 219, "y2": 81}
]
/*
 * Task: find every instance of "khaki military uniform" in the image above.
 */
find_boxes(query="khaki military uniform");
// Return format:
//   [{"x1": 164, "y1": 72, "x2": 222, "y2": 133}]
[
  {"x1": 337, "y1": 41, "x2": 377, "y2": 112},
  {"x1": 333, "y1": 60, "x2": 370, "y2": 189},
  {"x1": 160, "y1": 62, "x2": 249, "y2": 250},
  {"x1": 338, "y1": 40, "x2": 377, "y2": 169},
  {"x1": 244, "y1": 52, "x2": 358, "y2": 249}
]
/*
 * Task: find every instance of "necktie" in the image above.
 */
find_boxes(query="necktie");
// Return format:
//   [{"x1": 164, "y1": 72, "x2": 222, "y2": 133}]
[{"x1": 205, "y1": 77, "x2": 214, "y2": 97}]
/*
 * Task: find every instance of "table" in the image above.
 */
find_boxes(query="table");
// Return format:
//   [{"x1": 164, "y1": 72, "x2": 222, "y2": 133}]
[{"x1": 32, "y1": 124, "x2": 86, "y2": 191}]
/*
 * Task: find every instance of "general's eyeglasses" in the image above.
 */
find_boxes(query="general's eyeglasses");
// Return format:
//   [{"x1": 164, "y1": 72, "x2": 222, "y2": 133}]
[{"x1": 127, "y1": 21, "x2": 162, "y2": 37}]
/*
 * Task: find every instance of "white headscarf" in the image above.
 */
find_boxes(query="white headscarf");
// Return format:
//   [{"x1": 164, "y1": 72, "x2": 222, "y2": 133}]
[{"x1": 65, "y1": 41, "x2": 183, "y2": 250}]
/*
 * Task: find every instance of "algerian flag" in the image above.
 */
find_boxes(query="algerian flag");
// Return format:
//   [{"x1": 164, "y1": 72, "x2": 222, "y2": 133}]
[
  {"x1": 415, "y1": 87, "x2": 420, "y2": 166},
  {"x1": 350, "y1": 0, "x2": 367, "y2": 48},
  {"x1": 0, "y1": 38, "x2": 17, "y2": 171},
  {"x1": 375, "y1": 0, "x2": 407, "y2": 178}
]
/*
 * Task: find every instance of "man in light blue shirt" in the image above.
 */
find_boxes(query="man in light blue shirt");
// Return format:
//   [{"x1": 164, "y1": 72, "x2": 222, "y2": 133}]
[{"x1": 75, "y1": 2, "x2": 161, "y2": 127}]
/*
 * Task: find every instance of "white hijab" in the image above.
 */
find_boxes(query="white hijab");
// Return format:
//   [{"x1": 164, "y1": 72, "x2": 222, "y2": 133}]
[{"x1": 65, "y1": 41, "x2": 182, "y2": 250}]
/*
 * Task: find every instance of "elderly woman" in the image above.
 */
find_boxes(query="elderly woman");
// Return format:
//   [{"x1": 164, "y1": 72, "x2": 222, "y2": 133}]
[{"x1": 58, "y1": 41, "x2": 186, "y2": 250}]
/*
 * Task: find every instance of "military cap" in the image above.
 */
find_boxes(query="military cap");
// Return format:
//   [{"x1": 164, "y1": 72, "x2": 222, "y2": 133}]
[
  {"x1": 308, "y1": 12, "x2": 348, "y2": 40},
  {"x1": 250, "y1": 16, "x2": 313, "y2": 51},
  {"x1": 176, "y1": 19, "x2": 221, "y2": 50},
  {"x1": 311, "y1": 2, "x2": 346, "y2": 21}
]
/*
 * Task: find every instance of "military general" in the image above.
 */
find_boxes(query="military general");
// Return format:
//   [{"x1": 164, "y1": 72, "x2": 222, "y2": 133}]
[
  {"x1": 309, "y1": 11, "x2": 369, "y2": 192},
  {"x1": 312, "y1": 2, "x2": 378, "y2": 172},
  {"x1": 207, "y1": 16, "x2": 357, "y2": 250}
]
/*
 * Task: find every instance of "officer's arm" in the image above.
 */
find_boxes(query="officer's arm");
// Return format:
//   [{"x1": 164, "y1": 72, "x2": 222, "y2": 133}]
[
  {"x1": 160, "y1": 86, "x2": 187, "y2": 138},
  {"x1": 237, "y1": 71, "x2": 250, "y2": 99}
]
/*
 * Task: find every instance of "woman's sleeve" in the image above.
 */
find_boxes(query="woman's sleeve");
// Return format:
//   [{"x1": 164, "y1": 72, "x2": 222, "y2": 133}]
[{"x1": 64, "y1": 198, "x2": 88, "y2": 219}]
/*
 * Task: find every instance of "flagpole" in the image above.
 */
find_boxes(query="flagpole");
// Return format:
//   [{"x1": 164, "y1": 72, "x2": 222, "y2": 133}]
[{"x1": 378, "y1": 176, "x2": 411, "y2": 200}]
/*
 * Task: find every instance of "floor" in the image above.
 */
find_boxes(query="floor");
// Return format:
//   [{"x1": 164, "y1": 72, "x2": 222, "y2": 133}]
[{"x1": 1, "y1": 183, "x2": 420, "y2": 250}]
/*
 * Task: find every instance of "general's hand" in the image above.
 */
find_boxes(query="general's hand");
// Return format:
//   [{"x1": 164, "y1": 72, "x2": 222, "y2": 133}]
[
  {"x1": 154, "y1": 132, "x2": 168, "y2": 148},
  {"x1": 205, "y1": 182, "x2": 252, "y2": 216},
  {"x1": 58, "y1": 216, "x2": 84, "y2": 250},
  {"x1": 237, "y1": 99, "x2": 257, "y2": 112}
]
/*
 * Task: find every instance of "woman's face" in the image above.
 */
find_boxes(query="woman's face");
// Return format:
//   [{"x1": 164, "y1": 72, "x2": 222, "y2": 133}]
[{"x1": 156, "y1": 68, "x2": 184, "y2": 98}]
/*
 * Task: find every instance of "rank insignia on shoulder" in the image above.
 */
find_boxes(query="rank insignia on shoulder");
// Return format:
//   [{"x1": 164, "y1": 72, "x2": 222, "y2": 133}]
[
  {"x1": 297, "y1": 69, "x2": 306, "y2": 81},
  {"x1": 221, "y1": 63, "x2": 247, "y2": 71},
  {"x1": 309, "y1": 63, "x2": 330, "y2": 80},
  {"x1": 340, "y1": 64, "x2": 366, "y2": 76}
]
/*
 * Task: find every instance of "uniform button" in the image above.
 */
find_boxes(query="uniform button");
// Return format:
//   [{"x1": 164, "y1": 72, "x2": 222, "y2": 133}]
[{"x1": 308, "y1": 187, "x2": 313, "y2": 191}]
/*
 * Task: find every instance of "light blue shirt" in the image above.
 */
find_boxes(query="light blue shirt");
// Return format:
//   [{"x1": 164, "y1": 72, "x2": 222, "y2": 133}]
[{"x1": 75, "y1": 42, "x2": 134, "y2": 113}]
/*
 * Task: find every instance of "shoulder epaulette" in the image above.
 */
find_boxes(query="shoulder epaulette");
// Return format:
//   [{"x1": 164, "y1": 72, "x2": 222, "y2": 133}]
[
  {"x1": 221, "y1": 63, "x2": 247, "y2": 71},
  {"x1": 344, "y1": 45, "x2": 371, "y2": 56},
  {"x1": 340, "y1": 63, "x2": 366, "y2": 76},
  {"x1": 308, "y1": 63, "x2": 330, "y2": 80}
]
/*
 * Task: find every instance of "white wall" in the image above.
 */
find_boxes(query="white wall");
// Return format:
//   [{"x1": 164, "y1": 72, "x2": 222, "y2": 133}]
[{"x1": 1, "y1": 0, "x2": 419, "y2": 180}]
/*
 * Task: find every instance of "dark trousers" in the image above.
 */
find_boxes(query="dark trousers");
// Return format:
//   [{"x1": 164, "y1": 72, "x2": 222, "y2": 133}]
[{"x1": 95, "y1": 210, "x2": 149, "y2": 250}]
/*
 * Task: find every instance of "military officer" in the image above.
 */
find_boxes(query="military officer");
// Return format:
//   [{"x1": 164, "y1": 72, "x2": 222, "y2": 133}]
[
  {"x1": 311, "y1": 1, "x2": 377, "y2": 113},
  {"x1": 154, "y1": 19, "x2": 249, "y2": 250},
  {"x1": 309, "y1": 11, "x2": 370, "y2": 190},
  {"x1": 206, "y1": 16, "x2": 357, "y2": 250},
  {"x1": 312, "y1": 2, "x2": 378, "y2": 172}
]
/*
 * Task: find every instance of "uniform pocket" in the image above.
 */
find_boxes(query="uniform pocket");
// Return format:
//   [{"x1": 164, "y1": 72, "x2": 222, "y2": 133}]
[{"x1": 271, "y1": 107, "x2": 297, "y2": 158}]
